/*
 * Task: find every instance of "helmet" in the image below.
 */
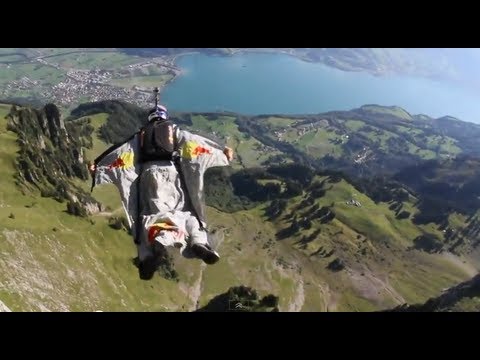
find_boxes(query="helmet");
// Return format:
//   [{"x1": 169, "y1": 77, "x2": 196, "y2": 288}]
[{"x1": 148, "y1": 105, "x2": 168, "y2": 121}]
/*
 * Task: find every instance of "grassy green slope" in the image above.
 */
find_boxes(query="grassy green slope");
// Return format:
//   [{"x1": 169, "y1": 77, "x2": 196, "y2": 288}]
[
  {"x1": 0, "y1": 108, "x2": 306, "y2": 311},
  {"x1": 185, "y1": 115, "x2": 284, "y2": 169},
  {"x1": 254, "y1": 105, "x2": 464, "y2": 164},
  {"x1": 360, "y1": 105, "x2": 413, "y2": 121},
  {"x1": 264, "y1": 175, "x2": 476, "y2": 309},
  {"x1": 1, "y1": 104, "x2": 478, "y2": 312},
  {"x1": 0, "y1": 110, "x2": 194, "y2": 311}
]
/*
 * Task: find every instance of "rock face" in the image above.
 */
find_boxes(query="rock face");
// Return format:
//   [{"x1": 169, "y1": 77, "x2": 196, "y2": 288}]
[
  {"x1": 388, "y1": 273, "x2": 480, "y2": 312},
  {"x1": 6, "y1": 103, "x2": 101, "y2": 216},
  {"x1": 327, "y1": 258, "x2": 345, "y2": 272},
  {"x1": 41, "y1": 103, "x2": 68, "y2": 145},
  {"x1": 0, "y1": 300, "x2": 11, "y2": 312}
]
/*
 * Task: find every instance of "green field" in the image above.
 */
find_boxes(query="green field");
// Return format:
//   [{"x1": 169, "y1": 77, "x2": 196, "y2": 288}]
[
  {"x1": 265, "y1": 174, "x2": 476, "y2": 310},
  {"x1": 274, "y1": 125, "x2": 347, "y2": 158},
  {"x1": 423, "y1": 135, "x2": 461, "y2": 155},
  {"x1": 359, "y1": 127, "x2": 398, "y2": 150},
  {"x1": 188, "y1": 115, "x2": 283, "y2": 168},
  {"x1": 344, "y1": 119, "x2": 365, "y2": 131},
  {"x1": 48, "y1": 51, "x2": 138, "y2": 70},
  {"x1": 272, "y1": 110, "x2": 461, "y2": 163},
  {"x1": 361, "y1": 105, "x2": 413, "y2": 121},
  {"x1": 0, "y1": 104, "x2": 11, "y2": 118},
  {"x1": 0, "y1": 55, "x2": 26, "y2": 62},
  {"x1": 0, "y1": 63, "x2": 65, "y2": 84},
  {"x1": 109, "y1": 74, "x2": 174, "y2": 88},
  {"x1": 294, "y1": 128, "x2": 343, "y2": 158},
  {"x1": 395, "y1": 124, "x2": 423, "y2": 135},
  {"x1": 308, "y1": 179, "x2": 414, "y2": 246},
  {"x1": 262, "y1": 116, "x2": 297, "y2": 130}
]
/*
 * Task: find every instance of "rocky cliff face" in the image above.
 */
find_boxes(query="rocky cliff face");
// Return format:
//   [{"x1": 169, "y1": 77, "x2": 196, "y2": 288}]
[
  {"x1": 0, "y1": 300, "x2": 11, "y2": 312},
  {"x1": 6, "y1": 103, "x2": 102, "y2": 215}
]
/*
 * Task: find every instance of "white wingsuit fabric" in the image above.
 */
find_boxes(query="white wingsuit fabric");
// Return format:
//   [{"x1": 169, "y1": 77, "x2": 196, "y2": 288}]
[{"x1": 93, "y1": 126, "x2": 229, "y2": 261}]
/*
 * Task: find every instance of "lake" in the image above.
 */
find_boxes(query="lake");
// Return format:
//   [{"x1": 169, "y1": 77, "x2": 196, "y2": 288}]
[{"x1": 160, "y1": 52, "x2": 480, "y2": 123}]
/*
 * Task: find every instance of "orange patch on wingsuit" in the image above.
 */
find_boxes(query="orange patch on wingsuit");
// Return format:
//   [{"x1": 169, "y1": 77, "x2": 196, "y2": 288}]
[
  {"x1": 182, "y1": 141, "x2": 212, "y2": 160},
  {"x1": 192, "y1": 145, "x2": 212, "y2": 156},
  {"x1": 148, "y1": 222, "x2": 183, "y2": 243},
  {"x1": 108, "y1": 151, "x2": 134, "y2": 170}
]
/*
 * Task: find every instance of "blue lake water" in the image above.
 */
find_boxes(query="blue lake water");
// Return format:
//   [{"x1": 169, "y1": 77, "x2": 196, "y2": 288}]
[{"x1": 160, "y1": 52, "x2": 480, "y2": 124}]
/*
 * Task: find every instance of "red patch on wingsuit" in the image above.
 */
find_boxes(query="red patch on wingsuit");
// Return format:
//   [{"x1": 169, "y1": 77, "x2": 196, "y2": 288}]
[
  {"x1": 108, "y1": 157, "x2": 125, "y2": 170},
  {"x1": 148, "y1": 222, "x2": 181, "y2": 243},
  {"x1": 108, "y1": 151, "x2": 134, "y2": 170},
  {"x1": 192, "y1": 145, "x2": 212, "y2": 156}
]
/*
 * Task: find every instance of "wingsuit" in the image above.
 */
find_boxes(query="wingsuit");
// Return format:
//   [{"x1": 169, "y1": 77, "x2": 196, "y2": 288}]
[{"x1": 90, "y1": 105, "x2": 232, "y2": 279}]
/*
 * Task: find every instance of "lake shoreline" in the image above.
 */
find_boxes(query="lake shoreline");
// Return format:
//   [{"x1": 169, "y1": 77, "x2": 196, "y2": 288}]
[
  {"x1": 159, "y1": 51, "x2": 479, "y2": 124},
  {"x1": 161, "y1": 49, "x2": 379, "y2": 96}
]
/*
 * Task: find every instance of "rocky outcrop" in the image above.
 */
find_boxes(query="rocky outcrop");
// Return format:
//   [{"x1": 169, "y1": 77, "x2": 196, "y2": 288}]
[
  {"x1": 327, "y1": 258, "x2": 345, "y2": 272},
  {"x1": 0, "y1": 300, "x2": 11, "y2": 312},
  {"x1": 6, "y1": 103, "x2": 102, "y2": 216}
]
